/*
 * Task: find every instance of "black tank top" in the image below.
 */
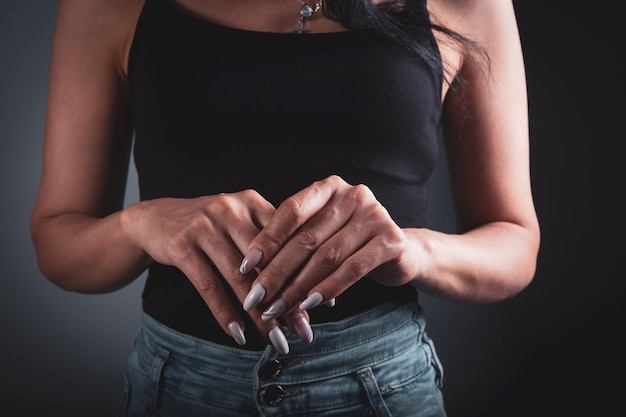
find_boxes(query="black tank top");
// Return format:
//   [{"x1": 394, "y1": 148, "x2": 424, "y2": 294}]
[{"x1": 128, "y1": 0, "x2": 442, "y2": 350}]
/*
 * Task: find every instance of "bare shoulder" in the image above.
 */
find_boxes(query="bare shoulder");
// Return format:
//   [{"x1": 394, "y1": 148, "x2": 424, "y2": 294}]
[
  {"x1": 54, "y1": 0, "x2": 145, "y2": 76},
  {"x1": 427, "y1": 0, "x2": 522, "y2": 91},
  {"x1": 428, "y1": 0, "x2": 518, "y2": 33}
]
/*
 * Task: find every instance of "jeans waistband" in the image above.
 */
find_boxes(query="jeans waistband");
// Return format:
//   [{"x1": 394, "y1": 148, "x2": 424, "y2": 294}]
[{"x1": 137, "y1": 293, "x2": 424, "y2": 380}]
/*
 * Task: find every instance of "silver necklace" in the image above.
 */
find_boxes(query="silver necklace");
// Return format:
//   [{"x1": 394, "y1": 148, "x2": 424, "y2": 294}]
[{"x1": 294, "y1": 0, "x2": 323, "y2": 33}]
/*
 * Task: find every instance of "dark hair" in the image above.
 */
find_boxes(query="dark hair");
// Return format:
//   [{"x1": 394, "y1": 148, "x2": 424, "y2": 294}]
[{"x1": 322, "y1": 0, "x2": 487, "y2": 85}]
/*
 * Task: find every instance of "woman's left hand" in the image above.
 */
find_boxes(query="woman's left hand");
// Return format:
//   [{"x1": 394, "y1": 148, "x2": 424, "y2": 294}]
[{"x1": 239, "y1": 175, "x2": 421, "y2": 321}]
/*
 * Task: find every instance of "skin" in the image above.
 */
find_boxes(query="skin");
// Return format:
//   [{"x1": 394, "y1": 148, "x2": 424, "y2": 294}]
[{"x1": 31, "y1": 0, "x2": 540, "y2": 349}]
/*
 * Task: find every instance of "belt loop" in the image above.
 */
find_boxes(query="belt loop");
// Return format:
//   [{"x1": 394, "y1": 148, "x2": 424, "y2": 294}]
[
  {"x1": 357, "y1": 367, "x2": 391, "y2": 417},
  {"x1": 423, "y1": 335, "x2": 445, "y2": 389},
  {"x1": 145, "y1": 347, "x2": 171, "y2": 413}
]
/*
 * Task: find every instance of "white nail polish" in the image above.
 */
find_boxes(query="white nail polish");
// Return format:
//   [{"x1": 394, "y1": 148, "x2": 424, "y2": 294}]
[
  {"x1": 294, "y1": 315, "x2": 314, "y2": 344},
  {"x1": 228, "y1": 321, "x2": 246, "y2": 346},
  {"x1": 269, "y1": 327, "x2": 290, "y2": 355},
  {"x1": 299, "y1": 292, "x2": 324, "y2": 310},
  {"x1": 239, "y1": 248, "x2": 262, "y2": 274},
  {"x1": 326, "y1": 298, "x2": 336, "y2": 308},
  {"x1": 262, "y1": 298, "x2": 287, "y2": 322},
  {"x1": 243, "y1": 283, "x2": 266, "y2": 312}
]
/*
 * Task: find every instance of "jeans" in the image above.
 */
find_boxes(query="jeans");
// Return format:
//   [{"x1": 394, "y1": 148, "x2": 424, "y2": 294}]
[{"x1": 119, "y1": 297, "x2": 446, "y2": 417}]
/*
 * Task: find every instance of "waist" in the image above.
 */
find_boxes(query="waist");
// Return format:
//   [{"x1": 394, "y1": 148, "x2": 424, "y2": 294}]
[
  {"x1": 141, "y1": 264, "x2": 417, "y2": 350},
  {"x1": 137, "y1": 295, "x2": 424, "y2": 375}
]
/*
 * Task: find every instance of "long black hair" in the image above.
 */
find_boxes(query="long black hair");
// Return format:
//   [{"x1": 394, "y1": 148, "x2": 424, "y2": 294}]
[{"x1": 322, "y1": 0, "x2": 487, "y2": 85}]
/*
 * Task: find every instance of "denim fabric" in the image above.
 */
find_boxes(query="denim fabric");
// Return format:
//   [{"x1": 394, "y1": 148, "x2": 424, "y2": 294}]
[{"x1": 119, "y1": 297, "x2": 446, "y2": 417}]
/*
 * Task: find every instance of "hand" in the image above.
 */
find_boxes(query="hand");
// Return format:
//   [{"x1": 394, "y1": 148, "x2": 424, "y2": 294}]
[
  {"x1": 239, "y1": 175, "x2": 420, "y2": 321},
  {"x1": 121, "y1": 191, "x2": 313, "y2": 353}
]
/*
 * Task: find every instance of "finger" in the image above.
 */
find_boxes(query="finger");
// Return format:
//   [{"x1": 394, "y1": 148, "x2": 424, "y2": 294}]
[
  {"x1": 257, "y1": 189, "x2": 388, "y2": 319},
  {"x1": 302, "y1": 234, "x2": 402, "y2": 308},
  {"x1": 261, "y1": 216, "x2": 372, "y2": 318},
  {"x1": 174, "y1": 247, "x2": 247, "y2": 346},
  {"x1": 238, "y1": 189, "x2": 276, "y2": 232},
  {"x1": 239, "y1": 176, "x2": 345, "y2": 275},
  {"x1": 200, "y1": 237, "x2": 293, "y2": 353},
  {"x1": 283, "y1": 310, "x2": 313, "y2": 344},
  {"x1": 246, "y1": 198, "x2": 352, "y2": 314}
]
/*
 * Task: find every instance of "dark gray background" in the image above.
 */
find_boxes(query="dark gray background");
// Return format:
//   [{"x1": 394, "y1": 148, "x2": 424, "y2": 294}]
[{"x1": 1, "y1": 1, "x2": 623, "y2": 416}]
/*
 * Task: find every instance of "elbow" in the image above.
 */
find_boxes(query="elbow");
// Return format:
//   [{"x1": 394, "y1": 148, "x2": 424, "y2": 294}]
[
  {"x1": 497, "y1": 225, "x2": 541, "y2": 301},
  {"x1": 33, "y1": 249, "x2": 79, "y2": 293},
  {"x1": 31, "y1": 234, "x2": 86, "y2": 293},
  {"x1": 477, "y1": 223, "x2": 541, "y2": 303}
]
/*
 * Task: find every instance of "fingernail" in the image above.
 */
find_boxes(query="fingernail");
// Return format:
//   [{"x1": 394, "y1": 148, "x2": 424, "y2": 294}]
[
  {"x1": 239, "y1": 248, "x2": 262, "y2": 274},
  {"x1": 326, "y1": 298, "x2": 336, "y2": 308},
  {"x1": 227, "y1": 321, "x2": 246, "y2": 346},
  {"x1": 269, "y1": 327, "x2": 290, "y2": 355},
  {"x1": 299, "y1": 292, "x2": 324, "y2": 310},
  {"x1": 262, "y1": 298, "x2": 287, "y2": 322},
  {"x1": 243, "y1": 283, "x2": 266, "y2": 312},
  {"x1": 294, "y1": 315, "x2": 314, "y2": 343}
]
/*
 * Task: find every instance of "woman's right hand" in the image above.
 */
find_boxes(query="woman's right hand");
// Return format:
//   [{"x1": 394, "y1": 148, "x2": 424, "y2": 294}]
[{"x1": 120, "y1": 190, "x2": 312, "y2": 353}]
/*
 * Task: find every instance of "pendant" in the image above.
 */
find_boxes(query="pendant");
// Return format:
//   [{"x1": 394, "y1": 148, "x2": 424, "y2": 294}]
[
  {"x1": 293, "y1": 1, "x2": 322, "y2": 34},
  {"x1": 294, "y1": 19, "x2": 311, "y2": 34},
  {"x1": 299, "y1": 4, "x2": 316, "y2": 18}
]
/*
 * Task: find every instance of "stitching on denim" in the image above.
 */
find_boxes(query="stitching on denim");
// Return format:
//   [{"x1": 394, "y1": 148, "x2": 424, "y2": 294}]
[
  {"x1": 294, "y1": 315, "x2": 415, "y2": 359},
  {"x1": 265, "y1": 396, "x2": 365, "y2": 417},
  {"x1": 160, "y1": 377, "x2": 259, "y2": 412},
  {"x1": 172, "y1": 354, "x2": 255, "y2": 382},
  {"x1": 378, "y1": 367, "x2": 427, "y2": 394},
  {"x1": 379, "y1": 343, "x2": 430, "y2": 393},
  {"x1": 137, "y1": 330, "x2": 254, "y2": 382},
  {"x1": 273, "y1": 338, "x2": 418, "y2": 385}
]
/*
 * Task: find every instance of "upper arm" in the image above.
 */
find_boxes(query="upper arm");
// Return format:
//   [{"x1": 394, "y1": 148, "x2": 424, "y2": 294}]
[
  {"x1": 437, "y1": 0, "x2": 539, "y2": 237},
  {"x1": 32, "y1": 0, "x2": 143, "y2": 228}
]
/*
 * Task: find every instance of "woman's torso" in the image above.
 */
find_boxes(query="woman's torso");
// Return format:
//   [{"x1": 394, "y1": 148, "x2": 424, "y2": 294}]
[{"x1": 126, "y1": 0, "x2": 443, "y2": 349}]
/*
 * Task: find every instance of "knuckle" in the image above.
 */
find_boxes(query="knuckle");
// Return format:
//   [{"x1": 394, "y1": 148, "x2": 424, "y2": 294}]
[
  {"x1": 325, "y1": 174, "x2": 345, "y2": 186},
  {"x1": 195, "y1": 276, "x2": 217, "y2": 293},
  {"x1": 280, "y1": 196, "x2": 305, "y2": 220},
  {"x1": 316, "y1": 245, "x2": 342, "y2": 268},
  {"x1": 261, "y1": 227, "x2": 289, "y2": 250},
  {"x1": 293, "y1": 225, "x2": 320, "y2": 250},
  {"x1": 349, "y1": 183, "x2": 375, "y2": 205},
  {"x1": 346, "y1": 258, "x2": 369, "y2": 278},
  {"x1": 240, "y1": 188, "x2": 258, "y2": 199},
  {"x1": 188, "y1": 213, "x2": 209, "y2": 231},
  {"x1": 385, "y1": 226, "x2": 406, "y2": 247},
  {"x1": 211, "y1": 300, "x2": 231, "y2": 319},
  {"x1": 212, "y1": 194, "x2": 236, "y2": 216},
  {"x1": 241, "y1": 189, "x2": 265, "y2": 205},
  {"x1": 167, "y1": 233, "x2": 194, "y2": 261},
  {"x1": 257, "y1": 264, "x2": 285, "y2": 290}
]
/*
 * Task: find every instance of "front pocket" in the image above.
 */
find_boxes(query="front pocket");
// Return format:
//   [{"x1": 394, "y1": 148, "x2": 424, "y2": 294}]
[{"x1": 359, "y1": 342, "x2": 447, "y2": 417}]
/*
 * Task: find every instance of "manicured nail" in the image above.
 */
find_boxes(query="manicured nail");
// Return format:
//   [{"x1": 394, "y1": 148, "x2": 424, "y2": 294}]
[
  {"x1": 262, "y1": 298, "x2": 287, "y2": 322},
  {"x1": 243, "y1": 283, "x2": 266, "y2": 312},
  {"x1": 227, "y1": 321, "x2": 246, "y2": 346},
  {"x1": 239, "y1": 248, "x2": 262, "y2": 274},
  {"x1": 293, "y1": 315, "x2": 314, "y2": 343},
  {"x1": 299, "y1": 292, "x2": 324, "y2": 311},
  {"x1": 326, "y1": 298, "x2": 336, "y2": 308},
  {"x1": 269, "y1": 327, "x2": 289, "y2": 355}
]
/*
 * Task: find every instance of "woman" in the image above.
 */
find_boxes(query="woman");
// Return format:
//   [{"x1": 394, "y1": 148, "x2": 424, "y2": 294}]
[{"x1": 31, "y1": 0, "x2": 539, "y2": 415}]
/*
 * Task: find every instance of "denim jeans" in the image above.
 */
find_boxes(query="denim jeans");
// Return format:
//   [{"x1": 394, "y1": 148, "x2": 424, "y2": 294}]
[{"x1": 118, "y1": 298, "x2": 446, "y2": 417}]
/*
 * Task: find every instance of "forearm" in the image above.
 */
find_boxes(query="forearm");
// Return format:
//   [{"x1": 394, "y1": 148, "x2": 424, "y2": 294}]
[
  {"x1": 407, "y1": 221, "x2": 540, "y2": 303},
  {"x1": 31, "y1": 210, "x2": 152, "y2": 293}
]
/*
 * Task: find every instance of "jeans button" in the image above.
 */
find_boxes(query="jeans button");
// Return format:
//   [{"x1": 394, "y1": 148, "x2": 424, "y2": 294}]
[
  {"x1": 259, "y1": 359, "x2": 282, "y2": 380},
  {"x1": 261, "y1": 384, "x2": 285, "y2": 406}
]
